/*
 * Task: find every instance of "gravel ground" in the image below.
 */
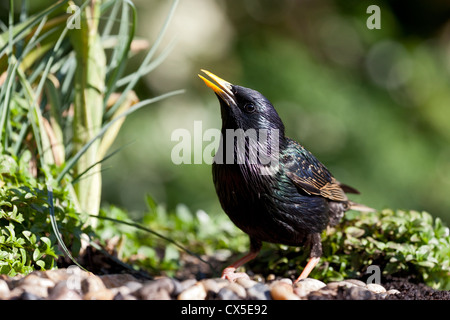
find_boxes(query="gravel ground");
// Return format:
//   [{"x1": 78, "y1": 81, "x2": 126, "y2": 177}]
[
  {"x1": 0, "y1": 268, "x2": 400, "y2": 300},
  {"x1": 0, "y1": 266, "x2": 448, "y2": 300},
  {"x1": 1, "y1": 248, "x2": 448, "y2": 300}
]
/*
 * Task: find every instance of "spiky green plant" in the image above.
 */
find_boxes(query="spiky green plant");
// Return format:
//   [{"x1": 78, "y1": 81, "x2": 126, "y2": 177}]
[
  {"x1": 0, "y1": 0, "x2": 182, "y2": 214},
  {"x1": 0, "y1": 0, "x2": 182, "y2": 270}
]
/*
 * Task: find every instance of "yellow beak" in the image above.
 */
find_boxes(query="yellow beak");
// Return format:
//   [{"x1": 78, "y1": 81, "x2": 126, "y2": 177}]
[{"x1": 198, "y1": 69, "x2": 235, "y2": 107}]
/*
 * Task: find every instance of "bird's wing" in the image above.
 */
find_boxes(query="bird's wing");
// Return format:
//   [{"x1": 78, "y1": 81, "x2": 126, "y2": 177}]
[{"x1": 282, "y1": 138, "x2": 357, "y2": 202}]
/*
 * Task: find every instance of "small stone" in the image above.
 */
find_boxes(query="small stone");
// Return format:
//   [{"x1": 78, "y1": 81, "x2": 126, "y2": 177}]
[
  {"x1": 110, "y1": 285, "x2": 132, "y2": 297},
  {"x1": 271, "y1": 281, "x2": 299, "y2": 300},
  {"x1": 48, "y1": 281, "x2": 82, "y2": 300},
  {"x1": 215, "y1": 287, "x2": 241, "y2": 300},
  {"x1": 246, "y1": 283, "x2": 271, "y2": 300},
  {"x1": 124, "y1": 281, "x2": 144, "y2": 294},
  {"x1": 366, "y1": 283, "x2": 386, "y2": 293},
  {"x1": 236, "y1": 278, "x2": 258, "y2": 289},
  {"x1": 325, "y1": 281, "x2": 355, "y2": 290},
  {"x1": 40, "y1": 268, "x2": 88, "y2": 284},
  {"x1": 10, "y1": 284, "x2": 49, "y2": 299},
  {"x1": 347, "y1": 286, "x2": 373, "y2": 300},
  {"x1": 342, "y1": 279, "x2": 366, "y2": 287},
  {"x1": 225, "y1": 283, "x2": 247, "y2": 299},
  {"x1": 266, "y1": 274, "x2": 276, "y2": 281},
  {"x1": 83, "y1": 288, "x2": 115, "y2": 300},
  {"x1": 140, "y1": 288, "x2": 171, "y2": 300},
  {"x1": 100, "y1": 274, "x2": 139, "y2": 289},
  {"x1": 201, "y1": 278, "x2": 228, "y2": 295},
  {"x1": 179, "y1": 279, "x2": 197, "y2": 291},
  {"x1": 178, "y1": 283, "x2": 207, "y2": 300},
  {"x1": 252, "y1": 274, "x2": 265, "y2": 283},
  {"x1": 81, "y1": 275, "x2": 106, "y2": 294},
  {"x1": 138, "y1": 279, "x2": 177, "y2": 300},
  {"x1": 17, "y1": 291, "x2": 43, "y2": 300},
  {"x1": 17, "y1": 274, "x2": 54, "y2": 289},
  {"x1": 279, "y1": 278, "x2": 293, "y2": 286},
  {"x1": 34, "y1": 269, "x2": 69, "y2": 283},
  {"x1": 114, "y1": 292, "x2": 138, "y2": 300},
  {"x1": 293, "y1": 278, "x2": 326, "y2": 297},
  {"x1": 386, "y1": 289, "x2": 401, "y2": 295},
  {"x1": 307, "y1": 289, "x2": 337, "y2": 300},
  {"x1": 0, "y1": 280, "x2": 10, "y2": 299}
]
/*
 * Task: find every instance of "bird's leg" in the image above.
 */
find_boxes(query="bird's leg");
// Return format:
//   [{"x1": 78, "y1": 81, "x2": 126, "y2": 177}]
[
  {"x1": 294, "y1": 233, "x2": 322, "y2": 283},
  {"x1": 222, "y1": 238, "x2": 261, "y2": 282}
]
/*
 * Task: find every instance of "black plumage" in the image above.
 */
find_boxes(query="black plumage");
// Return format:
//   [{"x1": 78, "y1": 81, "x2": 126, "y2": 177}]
[{"x1": 199, "y1": 70, "x2": 373, "y2": 282}]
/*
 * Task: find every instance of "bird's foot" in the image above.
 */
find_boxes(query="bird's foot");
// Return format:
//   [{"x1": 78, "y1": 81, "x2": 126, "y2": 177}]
[
  {"x1": 221, "y1": 267, "x2": 250, "y2": 282},
  {"x1": 294, "y1": 257, "x2": 320, "y2": 284}
]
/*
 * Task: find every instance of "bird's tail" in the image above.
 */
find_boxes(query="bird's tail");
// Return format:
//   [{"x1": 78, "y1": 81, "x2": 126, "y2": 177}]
[{"x1": 348, "y1": 201, "x2": 376, "y2": 213}]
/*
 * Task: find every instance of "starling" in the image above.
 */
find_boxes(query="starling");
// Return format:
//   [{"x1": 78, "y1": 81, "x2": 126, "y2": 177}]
[{"x1": 198, "y1": 70, "x2": 374, "y2": 283}]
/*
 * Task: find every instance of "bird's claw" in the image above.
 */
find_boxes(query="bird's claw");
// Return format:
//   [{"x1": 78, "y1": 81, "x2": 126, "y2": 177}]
[{"x1": 221, "y1": 267, "x2": 250, "y2": 282}]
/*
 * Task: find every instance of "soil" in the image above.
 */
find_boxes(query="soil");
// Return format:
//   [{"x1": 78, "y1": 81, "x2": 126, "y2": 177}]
[{"x1": 383, "y1": 276, "x2": 450, "y2": 300}]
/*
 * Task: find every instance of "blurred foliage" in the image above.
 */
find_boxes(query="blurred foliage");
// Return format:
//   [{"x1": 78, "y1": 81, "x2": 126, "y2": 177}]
[
  {"x1": 0, "y1": 0, "x2": 181, "y2": 274},
  {"x1": 96, "y1": 201, "x2": 450, "y2": 288},
  {"x1": 95, "y1": 196, "x2": 248, "y2": 277},
  {"x1": 255, "y1": 209, "x2": 450, "y2": 289},
  {"x1": 101, "y1": 0, "x2": 450, "y2": 226}
]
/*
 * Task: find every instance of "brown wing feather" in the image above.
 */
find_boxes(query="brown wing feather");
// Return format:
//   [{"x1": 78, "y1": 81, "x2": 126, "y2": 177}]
[
  {"x1": 282, "y1": 138, "x2": 357, "y2": 203},
  {"x1": 285, "y1": 173, "x2": 349, "y2": 202}
]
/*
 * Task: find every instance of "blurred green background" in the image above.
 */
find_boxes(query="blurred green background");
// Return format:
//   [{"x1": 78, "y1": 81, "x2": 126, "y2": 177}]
[{"x1": 99, "y1": 0, "x2": 450, "y2": 225}]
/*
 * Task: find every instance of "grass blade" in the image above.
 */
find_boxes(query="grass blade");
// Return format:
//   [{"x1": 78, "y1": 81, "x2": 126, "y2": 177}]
[
  {"x1": 89, "y1": 214, "x2": 215, "y2": 272},
  {"x1": 104, "y1": 0, "x2": 179, "y2": 120},
  {"x1": 56, "y1": 89, "x2": 185, "y2": 184},
  {"x1": 47, "y1": 183, "x2": 89, "y2": 272}
]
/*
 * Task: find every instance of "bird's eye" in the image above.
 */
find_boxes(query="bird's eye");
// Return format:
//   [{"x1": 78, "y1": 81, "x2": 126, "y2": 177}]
[{"x1": 244, "y1": 103, "x2": 256, "y2": 113}]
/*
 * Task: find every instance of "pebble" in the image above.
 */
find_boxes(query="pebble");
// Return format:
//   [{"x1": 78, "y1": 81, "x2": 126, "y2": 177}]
[
  {"x1": 201, "y1": 278, "x2": 228, "y2": 295},
  {"x1": 48, "y1": 281, "x2": 82, "y2": 300},
  {"x1": 236, "y1": 277, "x2": 258, "y2": 289},
  {"x1": 35, "y1": 269, "x2": 73, "y2": 283},
  {"x1": 387, "y1": 289, "x2": 401, "y2": 295},
  {"x1": 17, "y1": 273, "x2": 54, "y2": 289},
  {"x1": 224, "y1": 282, "x2": 247, "y2": 299},
  {"x1": 83, "y1": 288, "x2": 115, "y2": 300},
  {"x1": 347, "y1": 286, "x2": 374, "y2": 300},
  {"x1": 10, "y1": 284, "x2": 49, "y2": 299},
  {"x1": 0, "y1": 280, "x2": 10, "y2": 300},
  {"x1": 271, "y1": 281, "x2": 300, "y2": 300},
  {"x1": 294, "y1": 278, "x2": 326, "y2": 297},
  {"x1": 325, "y1": 281, "x2": 355, "y2": 290},
  {"x1": 100, "y1": 274, "x2": 138, "y2": 289},
  {"x1": 124, "y1": 281, "x2": 144, "y2": 293},
  {"x1": 138, "y1": 278, "x2": 178, "y2": 300},
  {"x1": 367, "y1": 283, "x2": 387, "y2": 293},
  {"x1": 81, "y1": 275, "x2": 106, "y2": 294},
  {"x1": 177, "y1": 282, "x2": 207, "y2": 300},
  {"x1": 216, "y1": 287, "x2": 241, "y2": 300},
  {"x1": 17, "y1": 291, "x2": 42, "y2": 300},
  {"x1": 0, "y1": 268, "x2": 403, "y2": 300},
  {"x1": 246, "y1": 283, "x2": 271, "y2": 300},
  {"x1": 342, "y1": 279, "x2": 366, "y2": 287}
]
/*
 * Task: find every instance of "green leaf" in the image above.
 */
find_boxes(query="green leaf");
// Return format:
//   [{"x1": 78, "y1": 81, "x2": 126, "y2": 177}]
[
  {"x1": 345, "y1": 226, "x2": 365, "y2": 238},
  {"x1": 36, "y1": 260, "x2": 45, "y2": 269},
  {"x1": 41, "y1": 236, "x2": 51, "y2": 248},
  {"x1": 0, "y1": 155, "x2": 18, "y2": 174},
  {"x1": 19, "y1": 248, "x2": 27, "y2": 265},
  {"x1": 32, "y1": 248, "x2": 41, "y2": 261},
  {"x1": 417, "y1": 261, "x2": 435, "y2": 268}
]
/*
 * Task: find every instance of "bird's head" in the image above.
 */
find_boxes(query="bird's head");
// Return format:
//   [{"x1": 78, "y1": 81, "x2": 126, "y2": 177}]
[{"x1": 199, "y1": 69, "x2": 285, "y2": 136}]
